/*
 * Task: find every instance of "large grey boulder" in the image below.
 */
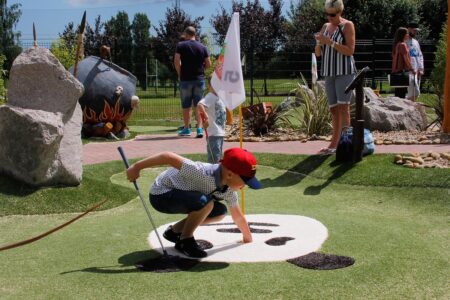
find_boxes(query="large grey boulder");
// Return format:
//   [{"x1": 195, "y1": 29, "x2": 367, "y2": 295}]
[
  {"x1": 364, "y1": 96, "x2": 427, "y2": 132},
  {"x1": 0, "y1": 47, "x2": 84, "y2": 186},
  {"x1": 0, "y1": 106, "x2": 64, "y2": 185}
]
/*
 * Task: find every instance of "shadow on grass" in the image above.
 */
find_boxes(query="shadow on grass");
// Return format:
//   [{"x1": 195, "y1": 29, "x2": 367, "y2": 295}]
[
  {"x1": 260, "y1": 155, "x2": 330, "y2": 188},
  {"x1": 0, "y1": 174, "x2": 39, "y2": 196},
  {"x1": 60, "y1": 250, "x2": 229, "y2": 274},
  {"x1": 303, "y1": 160, "x2": 355, "y2": 195}
]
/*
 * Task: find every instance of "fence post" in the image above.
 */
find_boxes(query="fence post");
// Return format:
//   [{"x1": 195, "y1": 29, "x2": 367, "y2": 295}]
[{"x1": 371, "y1": 36, "x2": 376, "y2": 89}]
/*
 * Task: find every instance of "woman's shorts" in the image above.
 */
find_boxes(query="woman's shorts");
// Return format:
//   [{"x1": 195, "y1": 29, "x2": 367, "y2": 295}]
[
  {"x1": 324, "y1": 74, "x2": 355, "y2": 107},
  {"x1": 150, "y1": 189, "x2": 227, "y2": 218}
]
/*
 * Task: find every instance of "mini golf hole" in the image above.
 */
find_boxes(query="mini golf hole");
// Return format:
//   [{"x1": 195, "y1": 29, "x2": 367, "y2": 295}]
[
  {"x1": 217, "y1": 227, "x2": 272, "y2": 233},
  {"x1": 265, "y1": 237, "x2": 295, "y2": 246},
  {"x1": 287, "y1": 252, "x2": 355, "y2": 270},
  {"x1": 135, "y1": 255, "x2": 199, "y2": 273}
]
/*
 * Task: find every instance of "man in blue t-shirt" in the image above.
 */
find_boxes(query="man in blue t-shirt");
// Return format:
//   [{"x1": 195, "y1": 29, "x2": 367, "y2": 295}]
[{"x1": 174, "y1": 26, "x2": 211, "y2": 138}]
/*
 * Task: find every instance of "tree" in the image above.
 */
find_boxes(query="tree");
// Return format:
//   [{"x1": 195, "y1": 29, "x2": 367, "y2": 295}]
[
  {"x1": 131, "y1": 13, "x2": 151, "y2": 90},
  {"x1": 153, "y1": 6, "x2": 203, "y2": 95},
  {"x1": 0, "y1": 54, "x2": 6, "y2": 104},
  {"x1": 50, "y1": 38, "x2": 76, "y2": 70},
  {"x1": 344, "y1": 0, "x2": 418, "y2": 39},
  {"x1": 419, "y1": 0, "x2": 447, "y2": 40},
  {"x1": 211, "y1": 0, "x2": 285, "y2": 96},
  {"x1": 59, "y1": 22, "x2": 77, "y2": 53},
  {"x1": 0, "y1": 0, "x2": 22, "y2": 72},
  {"x1": 105, "y1": 11, "x2": 133, "y2": 71},
  {"x1": 84, "y1": 15, "x2": 105, "y2": 57},
  {"x1": 284, "y1": 0, "x2": 323, "y2": 52}
]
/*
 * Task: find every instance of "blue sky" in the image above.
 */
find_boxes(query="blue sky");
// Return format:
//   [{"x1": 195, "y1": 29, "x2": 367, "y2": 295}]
[{"x1": 10, "y1": 0, "x2": 291, "y2": 41}]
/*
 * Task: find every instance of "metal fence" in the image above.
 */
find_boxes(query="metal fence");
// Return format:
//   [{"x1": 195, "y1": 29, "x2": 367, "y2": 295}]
[{"x1": 19, "y1": 38, "x2": 438, "y2": 122}]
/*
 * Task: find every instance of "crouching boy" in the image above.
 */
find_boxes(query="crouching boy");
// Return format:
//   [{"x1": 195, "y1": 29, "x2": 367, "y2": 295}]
[{"x1": 126, "y1": 148, "x2": 262, "y2": 258}]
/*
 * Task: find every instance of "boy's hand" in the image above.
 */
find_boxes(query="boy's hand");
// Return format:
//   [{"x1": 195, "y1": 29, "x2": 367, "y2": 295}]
[
  {"x1": 203, "y1": 117, "x2": 209, "y2": 129},
  {"x1": 242, "y1": 234, "x2": 252, "y2": 243},
  {"x1": 126, "y1": 164, "x2": 140, "y2": 182}
]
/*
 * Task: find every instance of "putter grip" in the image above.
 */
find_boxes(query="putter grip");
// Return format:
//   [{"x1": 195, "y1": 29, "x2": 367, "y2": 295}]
[
  {"x1": 118, "y1": 146, "x2": 130, "y2": 168},
  {"x1": 118, "y1": 146, "x2": 139, "y2": 190}
]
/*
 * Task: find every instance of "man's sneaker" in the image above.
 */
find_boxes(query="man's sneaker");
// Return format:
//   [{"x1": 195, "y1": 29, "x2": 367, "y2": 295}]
[
  {"x1": 196, "y1": 128, "x2": 204, "y2": 138},
  {"x1": 178, "y1": 128, "x2": 191, "y2": 136},
  {"x1": 175, "y1": 237, "x2": 207, "y2": 258},
  {"x1": 178, "y1": 124, "x2": 191, "y2": 130},
  {"x1": 163, "y1": 225, "x2": 181, "y2": 243}
]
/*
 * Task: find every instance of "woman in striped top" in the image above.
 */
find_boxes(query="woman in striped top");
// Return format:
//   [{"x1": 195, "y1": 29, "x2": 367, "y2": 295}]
[{"x1": 314, "y1": 0, "x2": 356, "y2": 154}]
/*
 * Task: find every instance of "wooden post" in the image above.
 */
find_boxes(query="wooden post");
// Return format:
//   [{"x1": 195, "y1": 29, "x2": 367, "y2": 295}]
[{"x1": 443, "y1": 6, "x2": 450, "y2": 133}]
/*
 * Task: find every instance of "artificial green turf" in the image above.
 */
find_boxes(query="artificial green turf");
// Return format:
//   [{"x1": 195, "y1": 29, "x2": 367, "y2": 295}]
[
  {"x1": 1, "y1": 154, "x2": 449, "y2": 216},
  {"x1": 0, "y1": 164, "x2": 448, "y2": 299},
  {"x1": 0, "y1": 160, "x2": 135, "y2": 216}
]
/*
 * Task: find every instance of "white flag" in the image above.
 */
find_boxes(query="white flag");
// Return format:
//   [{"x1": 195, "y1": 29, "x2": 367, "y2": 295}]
[
  {"x1": 211, "y1": 12, "x2": 245, "y2": 110},
  {"x1": 311, "y1": 53, "x2": 318, "y2": 85}
]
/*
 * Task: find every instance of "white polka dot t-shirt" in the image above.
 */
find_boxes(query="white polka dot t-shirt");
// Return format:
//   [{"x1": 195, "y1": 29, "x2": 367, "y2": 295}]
[{"x1": 150, "y1": 159, "x2": 238, "y2": 207}]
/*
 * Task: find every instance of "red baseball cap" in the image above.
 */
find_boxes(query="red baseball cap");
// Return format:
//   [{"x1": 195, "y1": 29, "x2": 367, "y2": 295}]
[{"x1": 220, "y1": 148, "x2": 262, "y2": 189}]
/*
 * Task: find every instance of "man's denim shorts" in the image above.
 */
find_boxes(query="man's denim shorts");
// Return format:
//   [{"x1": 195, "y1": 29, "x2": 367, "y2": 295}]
[
  {"x1": 150, "y1": 189, "x2": 227, "y2": 218},
  {"x1": 179, "y1": 80, "x2": 206, "y2": 109}
]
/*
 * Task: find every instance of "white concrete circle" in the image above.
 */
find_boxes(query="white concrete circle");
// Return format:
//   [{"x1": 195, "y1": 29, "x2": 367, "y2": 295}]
[{"x1": 148, "y1": 214, "x2": 328, "y2": 262}]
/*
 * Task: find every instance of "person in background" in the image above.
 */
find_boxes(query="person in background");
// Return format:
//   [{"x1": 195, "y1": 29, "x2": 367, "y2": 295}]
[
  {"x1": 392, "y1": 27, "x2": 415, "y2": 99},
  {"x1": 314, "y1": 0, "x2": 356, "y2": 155},
  {"x1": 174, "y1": 26, "x2": 211, "y2": 138},
  {"x1": 406, "y1": 22, "x2": 424, "y2": 101},
  {"x1": 197, "y1": 77, "x2": 226, "y2": 164}
]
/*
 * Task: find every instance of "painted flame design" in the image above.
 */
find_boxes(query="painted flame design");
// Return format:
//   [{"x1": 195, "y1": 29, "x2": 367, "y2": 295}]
[{"x1": 83, "y1": 99, "x2": 132, "y2": 124}]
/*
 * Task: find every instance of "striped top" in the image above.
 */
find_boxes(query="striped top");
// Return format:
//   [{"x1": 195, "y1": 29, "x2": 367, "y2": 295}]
[{"x1": 320, "y1": 23, "x2": 356, "y2": 77}]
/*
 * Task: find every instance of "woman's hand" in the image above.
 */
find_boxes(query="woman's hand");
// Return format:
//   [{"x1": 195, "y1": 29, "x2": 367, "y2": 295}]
[{"x1": 317, "y1": 34, "x2": 331, "y2": 46}]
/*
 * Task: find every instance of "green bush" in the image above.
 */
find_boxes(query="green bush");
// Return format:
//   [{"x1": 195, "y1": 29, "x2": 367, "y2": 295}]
[
  {"x1": 429, "y1": 22, "x2": 447, "y2": 98},
  {"x1": 0, "y1": 54, "x2": 6, "y2": 105},
  {"x1": 425, "y1": 20, "x2": 447, "y2": 126},
  {"x1": 50, "y1": 38, "x2": 76, "y2": 70}
]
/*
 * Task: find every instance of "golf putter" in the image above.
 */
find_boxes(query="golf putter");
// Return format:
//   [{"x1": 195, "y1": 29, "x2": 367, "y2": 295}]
[{"x1": 117, "y1": 146, "x2": 168, "y2": 256}]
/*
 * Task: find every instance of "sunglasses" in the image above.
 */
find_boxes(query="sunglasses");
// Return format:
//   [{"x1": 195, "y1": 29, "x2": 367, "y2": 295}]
[{"x1": 324, "y1": 12, "x2": 338, "y2": 17}]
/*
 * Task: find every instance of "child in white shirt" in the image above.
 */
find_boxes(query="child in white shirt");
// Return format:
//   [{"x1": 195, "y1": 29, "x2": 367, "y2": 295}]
[{"x1": 197, "y1": 80, "x2": 226, "y2": 163}]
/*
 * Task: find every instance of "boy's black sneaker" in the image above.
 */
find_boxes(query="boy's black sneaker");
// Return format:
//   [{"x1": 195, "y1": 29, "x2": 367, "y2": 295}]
[
  {"x1": 163, "y1": 225, "x2": 181, "y2": 243},
  {"x1": 175, "y1": 237, "x2": 207, "y2": 258}
]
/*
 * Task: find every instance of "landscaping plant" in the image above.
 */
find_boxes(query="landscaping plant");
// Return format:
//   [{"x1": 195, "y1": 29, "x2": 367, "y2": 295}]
[
  {"x1": 278, "y1": 74, "x2": 331, "y2": 137},
  {"x1": 425, "y1": 21, "x2": 447, "y2": 126}
]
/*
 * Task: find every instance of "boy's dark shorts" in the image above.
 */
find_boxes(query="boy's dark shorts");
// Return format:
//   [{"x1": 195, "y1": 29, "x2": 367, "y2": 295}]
[{"x1": 150, "y1": 189, "x2": 227, "y2": 218}]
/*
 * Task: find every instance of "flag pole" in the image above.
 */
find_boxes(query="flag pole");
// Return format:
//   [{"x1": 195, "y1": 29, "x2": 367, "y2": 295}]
[{"x1": 239, "y1": 105, "x2": 245, "y2": 214}]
